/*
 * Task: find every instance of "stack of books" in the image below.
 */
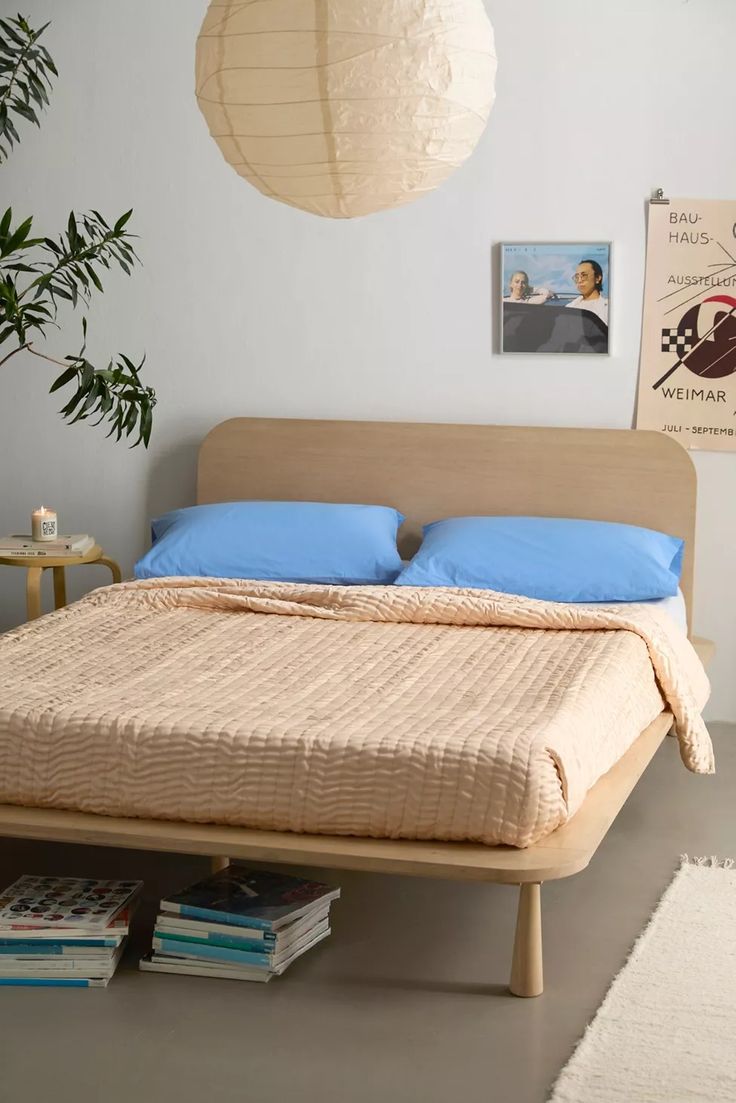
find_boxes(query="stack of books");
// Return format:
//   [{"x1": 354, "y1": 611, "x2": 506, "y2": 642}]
[
  {"x1": 0, "y1": 534, "x2": 94, "y2": 558},
  {"x1": 140, "y1": 867, "x2": 340, "y2": 984},
  {"x1": 0, "y1": 875, "x2": 142, "y2": 987}
]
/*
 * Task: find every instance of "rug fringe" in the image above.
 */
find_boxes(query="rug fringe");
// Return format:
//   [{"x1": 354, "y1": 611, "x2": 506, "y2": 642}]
[{"x1": 680, "y1": 853, "x2": 735, "y2": 869}]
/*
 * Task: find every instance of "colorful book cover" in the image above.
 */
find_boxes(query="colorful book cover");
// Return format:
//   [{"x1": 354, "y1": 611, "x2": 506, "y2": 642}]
[
  {"x1": 0, "y1": 909, "x2": 131, "y2": 939},
  {"x1": 0, "y1": 876, "x2": 141, "y2": 931},
  {"x1": 161, "y1": 868, "x2": 339, "y2": 932}
]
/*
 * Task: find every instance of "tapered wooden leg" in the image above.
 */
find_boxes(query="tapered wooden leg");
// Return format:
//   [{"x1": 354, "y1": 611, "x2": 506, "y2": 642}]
[
  {"x1": 97, "y1": 555, "x2": 122, "y2": 584},
  {"x1": 25, "y1": 567, "x2": 44, "y2": 621},
  {"x1": 211, "y1": 856, "x2": 230, "y2": 874},
  {"x1": 52, "y1": 566, "x2": 67, "y2": 610},
  {"x1": 509, "y1": 882, "x2": 543, "y2": 997}
]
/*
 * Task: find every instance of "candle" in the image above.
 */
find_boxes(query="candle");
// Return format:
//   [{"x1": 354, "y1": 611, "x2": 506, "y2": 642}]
[{"x1": 31, "y1": 506, "x2": 58, "y2": 542}]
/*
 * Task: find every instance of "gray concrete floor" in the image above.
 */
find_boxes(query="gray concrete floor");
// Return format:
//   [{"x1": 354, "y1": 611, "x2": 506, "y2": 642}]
[{"x1": 0, "y1": 723, "x2": 733, "y2": 1103}]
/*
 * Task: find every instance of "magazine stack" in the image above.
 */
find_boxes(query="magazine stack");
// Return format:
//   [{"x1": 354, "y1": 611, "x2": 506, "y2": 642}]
[
  {"x1": 140, "y1": 866, "x2": 340, "y2": 984},
  {"x1": 0, "y1": 875, "x2": 141, "y2": 987}
]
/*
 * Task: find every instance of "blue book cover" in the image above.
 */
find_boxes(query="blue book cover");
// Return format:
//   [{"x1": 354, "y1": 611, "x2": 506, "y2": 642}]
[
  {"x1": 162, "y1": 868, "x2": 339, "y2": 932},
  {"x1": 153, "y1": 936, "x2": 271, "y2": 969},
  {"x1": 0, "y1": 940, "x2": 118, "y2": 954},
  {"x1": 154, "y1": 928, "x2": 272, "y2": 955},
  {"x1": 0, "y1": 977, "x2": 106, "y2": 987}
]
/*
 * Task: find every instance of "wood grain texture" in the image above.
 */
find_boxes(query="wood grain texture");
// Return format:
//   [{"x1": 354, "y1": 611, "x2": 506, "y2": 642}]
[
  {"x1": 24, "y1": 567, "x2": 43, "y2": 621},
  {"x1": 0, "y1": 546, "x2": 122, "y2": 621},
  {"x1": 510, "y1": 883, "x2": 543, "y2": 997},
  {"x1": 198, "y1": 418, "x2": 697, "y2": 628},
  {"x1": 692, "y1": 635, "x2": 715, "y2": 667},
  {"x1": 52, "y1": 566, "x2": 67, "y2": 609}
]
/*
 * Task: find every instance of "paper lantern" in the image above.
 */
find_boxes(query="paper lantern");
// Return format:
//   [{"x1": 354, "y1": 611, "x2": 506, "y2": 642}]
[{"x1": 195, "y1": 0, "x2": 497, "y2": 219}]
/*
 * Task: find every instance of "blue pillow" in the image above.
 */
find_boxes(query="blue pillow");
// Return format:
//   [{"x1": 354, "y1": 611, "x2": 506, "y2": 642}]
[
  {"x1": 135, "y1": 501, "x2": 404, "y2": 584},
  {"x1": 394, "y1": 516, "x2": 684, "y2": 602}
]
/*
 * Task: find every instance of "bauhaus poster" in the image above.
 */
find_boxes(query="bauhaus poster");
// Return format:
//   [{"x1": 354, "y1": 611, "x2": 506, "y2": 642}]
[{"x1": 636, "y1": 197, "x2": 736, "y2": 452}]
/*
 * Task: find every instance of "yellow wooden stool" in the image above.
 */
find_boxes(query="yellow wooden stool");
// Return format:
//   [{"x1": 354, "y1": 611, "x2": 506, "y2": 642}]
[{"x1": 0, "y1": 544, "x2": 122, "y2": 621}]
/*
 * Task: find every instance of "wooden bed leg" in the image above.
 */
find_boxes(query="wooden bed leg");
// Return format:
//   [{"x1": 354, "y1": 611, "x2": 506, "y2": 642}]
[
  {"x1": 509, "y1": 882, "x2": 543, "y2": 998},
  {"x1": 211, "y1": 855, "x2": 230, "y2": 874}
]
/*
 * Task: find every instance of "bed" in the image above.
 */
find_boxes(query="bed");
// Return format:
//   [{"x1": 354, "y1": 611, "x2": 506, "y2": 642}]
[{"x1": 0, "y1": 418, "x2": 714, "y2": 997}]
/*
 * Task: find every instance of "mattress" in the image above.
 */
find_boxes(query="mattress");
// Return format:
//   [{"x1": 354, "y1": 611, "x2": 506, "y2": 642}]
[{"x1": 0, "y1": 579, "x2": 713, "y2": 848}]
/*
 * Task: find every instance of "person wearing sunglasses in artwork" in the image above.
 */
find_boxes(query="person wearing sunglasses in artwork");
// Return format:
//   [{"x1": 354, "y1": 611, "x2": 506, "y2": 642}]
[{"x1": 565, "y1": 259, "x2": 608, "y2": 326}]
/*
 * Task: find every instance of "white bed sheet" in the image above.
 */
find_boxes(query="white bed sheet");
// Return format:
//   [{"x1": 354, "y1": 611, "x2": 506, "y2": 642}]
[
  {"x1": 397, "y1": 560, "x2": 688, "y2": 634},
  {"x1": 581, "y1": 589, "x2": 687, "y2": 633}
]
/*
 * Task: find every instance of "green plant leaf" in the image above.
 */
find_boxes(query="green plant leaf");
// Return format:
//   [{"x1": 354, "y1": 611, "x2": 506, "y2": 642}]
[
  {"x1": 0, "y1": 15, "x2": 56, "y2": 162},
  {"x1": 48, "y1": 365, "x2": 78, "y2": 392},
  {"x1": 113, "y1": 209, "x2": 133, "y2": 233},
  {"x1": 0, "y1": 18, "x2": 152, "y2": 448},
  {"x1": 1, "y1": 213, "x2": 33, "y2": 256}
]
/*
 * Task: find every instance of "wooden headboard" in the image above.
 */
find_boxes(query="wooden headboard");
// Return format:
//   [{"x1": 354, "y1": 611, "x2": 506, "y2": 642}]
[{"x1": 197, "y1": 418, "x2": 697, "y2": 627}]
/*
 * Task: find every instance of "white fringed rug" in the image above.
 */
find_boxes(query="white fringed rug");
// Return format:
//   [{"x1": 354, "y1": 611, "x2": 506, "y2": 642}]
[{"x1": 549, "y1": 857, "x2": 736, "y2": 1103}]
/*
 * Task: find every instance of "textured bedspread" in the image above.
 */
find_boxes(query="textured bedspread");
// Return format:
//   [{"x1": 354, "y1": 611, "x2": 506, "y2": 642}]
[{"x1": 0, "y1": 579, "x2": 713, "y2": 848}]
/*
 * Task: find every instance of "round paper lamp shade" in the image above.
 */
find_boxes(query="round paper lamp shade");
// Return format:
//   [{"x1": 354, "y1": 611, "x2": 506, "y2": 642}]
[{"x1": 195, "y1": 0, "x2": 497, "y2": 219}]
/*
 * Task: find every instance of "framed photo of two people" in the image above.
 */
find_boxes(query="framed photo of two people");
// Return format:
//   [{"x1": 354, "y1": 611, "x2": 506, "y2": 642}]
[{"x1": 501, "y1": 243, "x2": 611, "y2": 354}]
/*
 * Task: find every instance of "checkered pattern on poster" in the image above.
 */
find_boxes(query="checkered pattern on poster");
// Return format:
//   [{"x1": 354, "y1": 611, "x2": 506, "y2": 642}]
[{"x1": 636, "y1": 198, "x2": 736, "y2": 453}]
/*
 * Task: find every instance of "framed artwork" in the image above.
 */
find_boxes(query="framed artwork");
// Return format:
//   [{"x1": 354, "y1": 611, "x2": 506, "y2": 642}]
[{"x1": 500, "y1": 242, "x2": 611, "y2": 354}]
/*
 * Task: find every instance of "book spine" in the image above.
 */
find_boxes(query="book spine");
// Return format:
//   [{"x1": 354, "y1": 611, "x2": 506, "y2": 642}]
[
  {"x1": 156, "y1": 915, "x2": 272, "y2": 942},
  {"x1": 0, "y1": 536, "x2": 91, "y2": 550},
  {"x1": 141, "y1": 957, "x2": 270, "y2": 982},
  {"x1": 0, "y1": 938, "x2": 120, "y2": 949},
  {"x1": 0, "y1": 977, "x2": 103, "y2": 986},
  {"x1": 171, "y1": 904, "x2": 272, "y2": 932},
  {"x1": 153, "y1": 937, "x2": 272, "y2": 969},
  {"x1": 0, "y1": 930, "x2": 126, "y2": 940},
  {"x1": 154, "y1": 928, "x2": 272, "y2": 955},
  {"x1": 0, "y1": 547, "x2": 87, "y2": 557},
  {"x1": 0, "y1": 948, "x2": 116, "y2": 959},
  {"x1": 0, "y1": 957, "x2": 111, "y2": 971},
  {"x1": 0, "y1": 944, "x2": 62, "y2": 955}
]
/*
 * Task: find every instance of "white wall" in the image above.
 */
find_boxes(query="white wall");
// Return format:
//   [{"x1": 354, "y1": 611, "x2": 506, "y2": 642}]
[{"x1": 2, "y1": 0, "x2": 734, "y2": 719}]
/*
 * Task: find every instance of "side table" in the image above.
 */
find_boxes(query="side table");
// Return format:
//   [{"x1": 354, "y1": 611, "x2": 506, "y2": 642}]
[{"x1": 0, "y1": 544, "x2": 122, "y2": 622}]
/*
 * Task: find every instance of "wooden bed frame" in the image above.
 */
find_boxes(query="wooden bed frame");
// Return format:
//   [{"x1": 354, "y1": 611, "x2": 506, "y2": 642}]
[{"x1": 0, "y1": 418, "x2": 712, "y2": 998}]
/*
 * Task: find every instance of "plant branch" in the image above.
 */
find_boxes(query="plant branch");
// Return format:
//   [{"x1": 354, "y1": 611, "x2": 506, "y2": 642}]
[
  {"x1": 0, "y1": 16, "x2": 56, "y2": 161},
  {"x1": 0, "y1": 340, "x2": 97, "y2": 372},
  {"x1": 27, "y1": 341, "x2": 69, "y2": 370},
  {"x1": 0, "y1": 33, "x2": 33, "y2": 118},
  {"x1": 21, "y1": 227, "x2": 132, "y2": 302},
  {"x1": 0, "y1": 340, "x2": 29, "y2": 367},
  {"x1": 0, "y1": 16, "x2": 153, "y2": 447}
]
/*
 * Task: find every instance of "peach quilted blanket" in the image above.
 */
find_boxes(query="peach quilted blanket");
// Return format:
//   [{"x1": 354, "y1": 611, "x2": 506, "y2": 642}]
[{"x1": 0, "y1": 578, "x2": 713, "y2": 848}]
